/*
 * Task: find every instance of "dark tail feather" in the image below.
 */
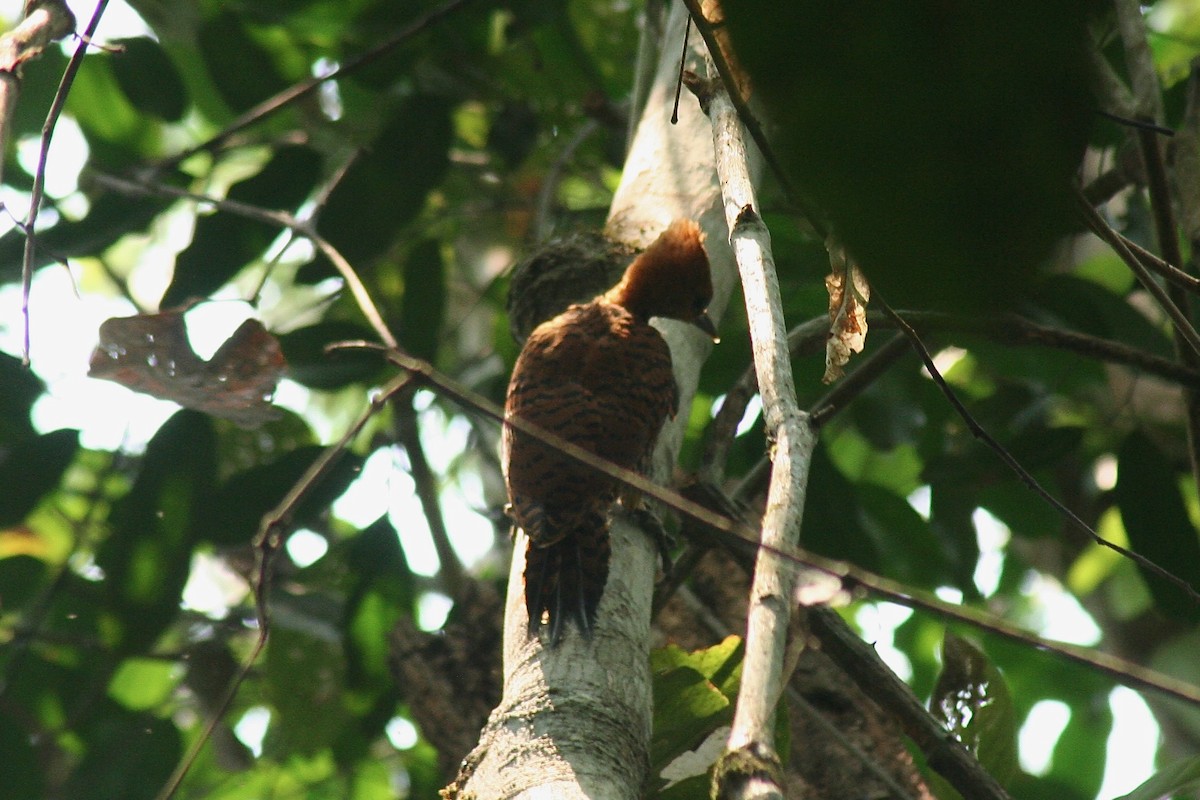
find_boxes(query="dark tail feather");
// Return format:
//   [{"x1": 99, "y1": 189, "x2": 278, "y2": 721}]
[{"x1": 524, "y1": 515, "x2": 610, "y2": 646}]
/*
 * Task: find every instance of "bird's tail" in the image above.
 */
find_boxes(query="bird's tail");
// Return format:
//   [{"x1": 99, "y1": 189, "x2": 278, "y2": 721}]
[{"x1": 524, "y1": 510, "x2": 610, "y2": 645}]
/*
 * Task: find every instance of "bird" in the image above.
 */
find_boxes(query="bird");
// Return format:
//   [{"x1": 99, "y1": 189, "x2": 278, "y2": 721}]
[{"x1": 503, "y1": 219, "x2": 718, "y2": 644}]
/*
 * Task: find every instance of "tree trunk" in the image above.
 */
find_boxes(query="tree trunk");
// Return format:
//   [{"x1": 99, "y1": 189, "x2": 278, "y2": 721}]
[{"x1": 452, "y1": 4, "x2": 739, "y2": 797}]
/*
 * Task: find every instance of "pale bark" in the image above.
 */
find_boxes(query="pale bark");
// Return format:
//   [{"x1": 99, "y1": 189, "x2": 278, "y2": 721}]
[
  {"x1": 455, "y1": 4, "x2": 734, "y2": 798},
  {"x1": 689, "y1": 54, "x2": 819, "y2": 799}
]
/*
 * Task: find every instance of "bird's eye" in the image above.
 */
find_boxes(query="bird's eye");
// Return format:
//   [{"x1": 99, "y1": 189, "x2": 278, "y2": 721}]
[{"x1": 692, "y1": 296, "x2": 707, "y2": 314}]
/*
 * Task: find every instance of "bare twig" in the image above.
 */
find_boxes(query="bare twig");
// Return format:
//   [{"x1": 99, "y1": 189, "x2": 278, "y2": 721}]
[
  {"x1": 152, "y1": 0, "x2": 479, "y2": 172},
  {"x1": 678, "y1": 0, "x2": 823, "y2": 232},
  {"x1": 0, "y1": 0, "x2": 75, "y2": 187},
  {"x1": 396, "y1": 397, "x2": 465, "y2": 595},
  {"x1": 1075, "y1": 189, "x2": 1200, "y2": 358},
  {"x1": 690, "y1": 61, "x2": 816, "y2": 797},
  {"x1": 357, "y1": 340, "x2": 1200, "y2": 708},
  {"x1": 154, "y1": 372, "x2": 416, "y2": 800},
  {"x1": 879, "y1": 297, "x2": 1200, "y2": 607},
  {"x1": 89, "y1": 172, "x2": 398, "y2": 349},
  {"x1": 808, "y1": 333, "x2": 909, "y2": 429},
  {"x1": 19, "y1": 0, "x2": 94, "y2": 362}
]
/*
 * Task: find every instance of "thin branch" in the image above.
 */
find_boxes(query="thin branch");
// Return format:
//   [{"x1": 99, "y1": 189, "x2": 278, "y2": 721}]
[
  {"x1": 89, "y1": 172, "x2": 398, "y2": 349},
  {"x1": 20, "y1": 0, "x2": 95, "y2": 363},
  {"x1": 0, "y1": 0, "x2": 76, "y2": 187},
  {"x1": 1075, "y1": 188, "x2": 1200, "y2": 358},
  {"x1": 1112, "y1": 225, "x2": 1200, "y2": 294},
  {"x1": 868, "y1": 310, "x2": 1200, "y2": 389},
  {"x1": 678, "y1": 0, "x2": 824, "y2": 234},
  {"x1": 151, "y1": 0, "x2": 480, "y2": 172},
  {"x1": 1136, "y1": 120, "x2": 1200, "y2": 503},
  {"x1": 879, "y1": 297, "x2": 1200, "y2": 608},
  {"x1": 691, "y1": 61, "x2": 816, "y2": 795},
  {"x1": 807, "y1": 607, "x2": 1013, "y2": 800},
  {"x1": 808, "y1": 333, "x2": 909, "y2": 429},
  {"x1": 396, "y1": 397, "x2": 465, "y2": 596},
  {"x1": 154, "y1": 373, "x2": 415, "y2": 800},
  {"x1": 702, "y1": 332, "x2": 910, "y2": 481},
  {"x1": 1114, "y1": 0, "x2": 1164, "y2": 121},
  {"x1": 355, "y1": 342, "x2": 1200, "y2": 708}
]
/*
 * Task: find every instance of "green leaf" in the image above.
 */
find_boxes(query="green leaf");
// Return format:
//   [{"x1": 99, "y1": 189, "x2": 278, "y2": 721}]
[
  {"x1": 0, "y1": 555, "x2": 48, "y2": 612},
  {"x1": 66, "y1": 52, "x2": 161, "y2": 164},
  {"x1": 163, "y1": 145, "x2": 322, "y2": 305},
  {"x1": 204, "y1": 446, "x2": 365, "y2": 546},
  {"x1": 1115, "y1": 432, "x2": 1200, "y2": 621},
  {"x1": 64, "y1": 706, "x2": 181, "y2": 800},
  {"x1": 0, "y1": 190, "x2": 174, "y2": 282},
  {"x1": 650, "y1": 666, "x2": 732, "y2": 776},
  {"x1": 931, "y1": 632, "x2": 1019, "y2": 786},
  {"x1": 97, "y1": 411, "x2": 217, "y2": 651},
  {"x1": 197, "y1": 11, "x2": 289, "y2": 113},
  {"x1": 316, "y1": 95, "x2": 453, "y2": 268},
  {"x1": 343, "y1": 517, "x2": 414, "y2": 687},
  {"x1": 857, "y1": 484, "x2": 949, "y2": 586},
  {"x1": 398, "y1": 238, "x2": 446, "y2": 363},
  {"x1": 6, "y1": 47, "x2": 68, "y2": 143},
  {"x1": 108, "y1": 658, "x2": 179, "y2": 710},
  {"x1": 110, "y1": 37, "x2": 188, "y2": 121},
  {"x1": 265, "y1": 625, "x2": 349, "y2": 755},
  {"x1": 0, "y1": 353, "x2": 43, "y2": 444},
  {"x1": 801, "y1": 440, "x2": 883, "y2": 573},
  {"x1": 650, "y1": 637, "x2": 743, "y2": 779},
  {"x1": 723, "y1": 1, "x2": 1094, "y2": 312},
  {"x1": 278, "y1": 321, "x2": 384, "y2": 390},
  {"x1": 0, "y1": 712, "x2": 44, "y2": 800},
  {"x1": 1115, "y1": 757, "x2": 1200, "y2": 800},
  {"x1": 0, "y1": 429, "x2": 79, "y2": 528}
]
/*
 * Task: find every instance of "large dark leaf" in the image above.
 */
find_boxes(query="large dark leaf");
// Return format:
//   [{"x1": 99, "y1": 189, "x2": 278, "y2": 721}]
[
  {"x1": 801, "y1": 440, "x2": 882, "y2": 572},
  {"x1": 316, "y1": 95, "x2": 453, "y2": 268},
  {"x1": 0, "y1": 191, "x2": 174, "y2": 282},
  {"x1": 110, "y1": 37, "x2": 187, "y2": 122},
  {"x1": 163, "y1": 145, "x2": 322, "y2": 305},
  {"x1": 723, "y1": 1, "x2": 1095, "y2": 311},
  {"x1": 0, "y1": 353, "x2": 44, "y2": 444},
  {"x1": 343, "y1": 517, "x2": 415, "y2": 688},
  {"x1": 0, "y1": 555, "x2": 47, "y2": 614},
  {"x1": 399, "y1": 238, "x2": 446, "y2": 363},
  {"x1": 1114, "y1": 432, "x2": 1200, "y2": 621},
  {"x1": 278, "y1": 320, "x2": 384, "y2": 390},
  {"x1": 203, "y1": 446, "x2": 365, "y2": 546},
  {"x1": 96, "y1": 411, "x2": 217, "y2": 651},
  {"x1": 265, "y1": 625, "x2": 349, "y2": 756},
  {"x1": 0, "y1": 708, "x2": 43, "y2": 800},
  {"x1": 931, "y1": 632, "x2": 1018, "y2": 786},
  {"x1": 0, "y1": 429, "x2": 79, "y2": 528},
  {"x1": 63, "y1": 705, "x2": 181, "y2": 800},
  {"x1": 197, "y1": 11, "x2": 289, "y2": 113}
]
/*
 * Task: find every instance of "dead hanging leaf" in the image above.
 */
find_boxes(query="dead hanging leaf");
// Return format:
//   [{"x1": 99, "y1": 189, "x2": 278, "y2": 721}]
[
  {"x1": 823, "y1": 239, "x2": 870, "y2": 384},
  {"x1": 88, "y1": 309, "x2": 287, "y2": 428}
]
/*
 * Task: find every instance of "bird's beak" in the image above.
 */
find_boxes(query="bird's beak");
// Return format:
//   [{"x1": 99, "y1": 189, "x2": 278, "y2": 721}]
[{"x1": 692, "y1": 311, "x2": 720, "y2": 343}]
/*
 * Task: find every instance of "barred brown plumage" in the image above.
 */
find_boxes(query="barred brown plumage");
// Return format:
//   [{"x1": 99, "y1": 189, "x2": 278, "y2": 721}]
[{"x1": 503, "y1": 219, "x2": 718, "y2": 644}]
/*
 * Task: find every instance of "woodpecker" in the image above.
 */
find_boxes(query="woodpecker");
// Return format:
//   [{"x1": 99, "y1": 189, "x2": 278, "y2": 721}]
[{"x1": 503, "y1": 219, "x2": 718, "y2": 644}]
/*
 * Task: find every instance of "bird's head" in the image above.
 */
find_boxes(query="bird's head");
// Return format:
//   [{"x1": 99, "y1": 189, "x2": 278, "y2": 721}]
[{"x1": 606, "y1": 219, "x2": 719, "y2": 341}]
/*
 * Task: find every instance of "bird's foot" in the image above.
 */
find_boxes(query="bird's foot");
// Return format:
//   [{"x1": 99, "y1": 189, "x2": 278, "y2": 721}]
[{"x1": 624, "y1": 507, "x2": 675, "y2": 577}]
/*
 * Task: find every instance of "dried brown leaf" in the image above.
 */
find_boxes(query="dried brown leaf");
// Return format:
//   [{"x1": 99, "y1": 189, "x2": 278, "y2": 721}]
[
  {"x1": 88, "y1": 309, "x2": 287, "y2": 427},
  {"x1": 823, "y1": 240, "x2": 870, "y2": 384}
]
